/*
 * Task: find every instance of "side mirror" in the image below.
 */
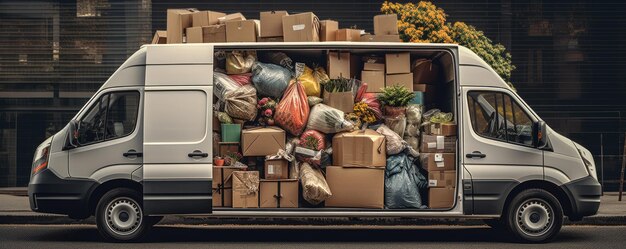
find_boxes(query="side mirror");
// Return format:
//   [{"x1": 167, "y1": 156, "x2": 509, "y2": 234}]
[
  {"x1": 67, "y1": 120, "x2": 79, "y2": 148},
  {"x1": 534, "y1": 120, "x2": 550, "y2": 150}
]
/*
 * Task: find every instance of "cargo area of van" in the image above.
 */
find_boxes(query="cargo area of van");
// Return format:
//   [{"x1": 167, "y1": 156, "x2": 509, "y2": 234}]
[{"x1": 211, "y1": 45, "x2": 459, "y2": 212}]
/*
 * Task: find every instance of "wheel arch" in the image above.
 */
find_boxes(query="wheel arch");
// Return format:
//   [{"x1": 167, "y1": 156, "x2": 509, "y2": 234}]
[
  {"x1": 88, "y1": 178, "x2": 142, "y2": 216},
  {"x1": 502, "y1": 180, "x2": 573, "y2": 218}
]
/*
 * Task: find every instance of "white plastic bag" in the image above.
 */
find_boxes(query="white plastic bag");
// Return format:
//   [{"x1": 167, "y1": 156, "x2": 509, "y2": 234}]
[{"x1": 306, "y1": 104, "x2": 354, "y2": 134}]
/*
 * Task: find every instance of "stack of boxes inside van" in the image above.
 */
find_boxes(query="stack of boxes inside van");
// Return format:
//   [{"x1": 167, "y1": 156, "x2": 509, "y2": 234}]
[{"x1": 159, "y1": 9, "x2": 458, "y2": 210}]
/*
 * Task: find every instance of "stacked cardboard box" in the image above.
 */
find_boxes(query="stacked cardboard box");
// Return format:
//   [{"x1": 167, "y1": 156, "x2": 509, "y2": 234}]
[
  {"x1": 212, "y1": 165, "x2": 248, "y2": 207},
  {"x1": 412, "y1": 59, "x2": 441, "y2": 105},
  {"x1": 385, "y1": 52, "x2": 413, "y2": 90},
  {"x1": 361, "y1": 60, "x2": 385, "y2": 93},
  {"x1": 420, "y1": 119, "x2": 458, "y2": 208},
  {"x1": 336, "y1": 28, "x2": 361, "y2": 42},
  {"x1": 166, "y1": 9, "x2": 198, "y2": 44},
  {"x1": 327, "y1": 51, "x2": 351, "y2": 79},
  {"x1": 282, "y1": 12, "x2": 319, "y2": 42}
]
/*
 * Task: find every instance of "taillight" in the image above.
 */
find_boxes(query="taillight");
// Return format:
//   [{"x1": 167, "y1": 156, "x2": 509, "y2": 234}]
[{"x1": 32, "y1": 145, "x2": 50, "y2": 175}]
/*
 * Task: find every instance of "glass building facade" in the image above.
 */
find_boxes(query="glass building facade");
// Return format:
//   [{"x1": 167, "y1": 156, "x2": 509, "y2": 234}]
[{"x1": 1, "y1": 0, "x2": 625, "y2": 190}]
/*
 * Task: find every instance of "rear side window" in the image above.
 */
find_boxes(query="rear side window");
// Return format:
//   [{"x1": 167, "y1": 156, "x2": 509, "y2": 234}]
[
  {"x1": 467, "y1": 91, "x2": 534, "y2": 146},
  {"x1": 77, "y1": 91, "x2": 140, "y2": 145}
]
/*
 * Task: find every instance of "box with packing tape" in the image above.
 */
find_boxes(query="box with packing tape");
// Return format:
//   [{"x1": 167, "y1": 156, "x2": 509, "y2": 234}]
[
  {"x1": 428, "y1": 170, "x2": 456, "y2": 188},
  {"x1": 264, "y1": 158, "x2": 289, "y2": 179},
  {"x1": 420, "y1": 134, "x2": 456, "y2": 153},
  {"x1": 385, "y1": 52, "x2": 410, "y2": 74},
  {"x1": 332, "y1": 129, "x2": 386, "y2": 167},
  {"x1": 260, "y1": 11, "x2": 288, "y2": 38},
  {"x1": 325, "y1": 166, "x2": 385, "y2": 209},
  {"x1": 232, "y1": 170, "x2": 259, "y2": 208},
  {"x1": 428, "y1": 123, "x2": 457, "y2": 136},
  {"x1": 419, "y1": 153, "x2": 455, "y2": 171},
  {"x1": 259, "y1": 179, "x2": 298, "y2": 208},
  {"x1": 212, "y1": 165, "x2": 248, "y2": 207},
  {"x1": 166, "y1": 8, "x2": 198, "y2": 44},
  {"x1": 282, "y1": 12, "x2": 320, "y2": 42},
  {"x1": 429, "y1": 187, "x2": 456, "y2": 209},
  {"x1": 241, "y1": 126, "x2": 286, "y2": 156},
  {"x1": 225, "y1": 19, "x2": 259, "y2": 42},
  {"x1": 327, "y1": 52, "x2": 351, "y2": 79}
]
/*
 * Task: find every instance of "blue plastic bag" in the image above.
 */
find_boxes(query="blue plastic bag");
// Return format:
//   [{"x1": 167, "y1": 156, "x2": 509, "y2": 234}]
[
  {"x1": 385, "y1": 154, "x2": 428, "y2": 209},
  {"x1": 251, "y1": 62, "x2": 291, "y2": 98}
]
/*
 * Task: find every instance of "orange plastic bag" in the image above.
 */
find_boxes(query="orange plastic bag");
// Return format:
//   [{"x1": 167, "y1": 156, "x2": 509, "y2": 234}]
[{"x1": 275, "y1": 80, "x2": 310, "y2": 136}]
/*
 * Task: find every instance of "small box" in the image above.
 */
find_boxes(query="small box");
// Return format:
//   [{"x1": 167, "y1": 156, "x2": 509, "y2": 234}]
[
  {"x1": 218, "y1": 142, "x2": 240, "y2": 157},
  {"x1": 260, "y1": 11, "x2": 288, "y2": 37},
  {"x1": 225, "y1": 20, "x2": 259, "y2": 42},
  {"x1": 364, "y1": 63, "x2": 385, "y2": 71},
  {"x1": 323, "y1": 90, "x2": 354, "y2": 113},
  {"x1": 320, "y1": 20, "x2": 338, "y2": 41},
  {"x1": 232, "y1": 171, "x2": 259, "y2": 208},
  {"x1": 429, "y1": 123, "x2": 457, "y2": 136},
  {"x1": 385, "y1": 52, "x2": 410, "y2": 74},
  {"x1": 361, "y1": 70, "x2": 385, "y2": 93},
  {"x1": 359, "y1": 34, "x2": 401, "y2": 42},
  {"x1": 151, "y1": 30, "x2": 167, "y2": 44},
  {"x1": 259, "y1": 179, "x2": 298, "y2": 208},
  {"x1": 212, "y1": 165, "x2": 248, "y2": 207},
  {"x1": 218, "y1": 12, "x2": 246, "y2": 24},
  {"x1": 185, "y1": 26, "x2": 203, "y2": 43},
  {"x1": 192, "y1": 11, "x2": 225, "y2": 27},
  {"x1": 166, "y1": 9, "x2": 198, "y2": 44},
  {"x1": 221, "y1": 123, "x2": 241, "y2": 143},
  {"x1": 385, "y1": 73, "x2": 413, "y2": 90},
  {"x1": 419, "y1": 153, "x2": 456, "y2": 171},
  {"x1": 204, "y1": 24, "x2": 227, "y2": 43},
  {"x1": 264, "y1": 158, "x2": 289, "y2": 179},
  {"x1": 374, "y1": 14, "x2": 399, "y2": 35},
  {"x1": 282, "y1": 12, "x2": 319, "y2": 42},
  {"x1": 325, "y1": 166, "x2": 385, "y2": 209},
  {"x1": 257, "y1": 36, "x2": 284, "y2": 42},
  {"x1": 327, "y1": 52, "x2": 351, "y2": 79},
  {"x1": 332, "y1": 129, "x2": 386, "y2": 167},
  {"x1": 241, "y1": 127, "x2": 286, "y2": 156},
  {"x1": 336, "y1": 29, "x2": 361, "y2": 41},
  {"x1": 420, "y1": 135, "x2": 456, "y2": 153},
  {"x1": 429, "y1": 170, "x2": 456, "y2": 188},
  {"x1": 429, "y1": 187, "x2": 456, "y2": 209}
]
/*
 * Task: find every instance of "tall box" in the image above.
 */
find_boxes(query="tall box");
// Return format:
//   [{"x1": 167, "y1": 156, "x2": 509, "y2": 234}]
[
  {"x1": 282, "y1": 12, "x2": 320, "y2": 42},
  {"x1": 385, "y1": 52, "x2": 410, "y2": 74},
  {"x1": 327, "y1": 52, "x2": 351, "y2": 79},
  {"x1": 259, "y1": 179, "x2": 298, "y2": 208},
  {"x1": 241, "y1": 127, "x2": 286, "y2": 156},
  {"x1": 420, "y1": 135, "x2": 456, "y2": 153},
  {"x1": 260, "y1": 11, "x2": 288, "y2": 37},
  {"x1": 225, "y1": 20, "x2": 259, "y2": 42},
  {"x1": 428, "y1": 170, "x2": 457, "y2": 188},
  {"x1": 374, "y1": 14, "x2": 399, "y2": 35},
  {"x1": 332, "y1": 129, "x2": 386, "y2": 167},
  {"x1": 320, "y1": 20, "x2": 338, "y2": 41},
  {"x1": 385, "y1": 73, "x2": 413, "y2": 90},
  {"x1": 336, "y1": 29, "x2": 361, "y2": 41},
  {"x1": 325, "y1": 166, "x2": 385, "y2": 208},
  {"x1": 419, "y1": 153, "x2": 456, "y2": 171},
  {"x1": 232, "y1": 171, "x2": 259, "y2": 208},
  {"x1": 166, "y1": 9, "x2": 198, "y2": 44},
  {"x1": 212, "y1": 165, "x2": 248, "y2": 207},
  {"x1": 151, "y1": 30, "x2": 167, "y2": 44},
  {"x1": 429, "y1": 187, "x2": 456, "y2": 209},
  {"x1": 192, "y1": 11, "x2": 225, "y2": 27},
  {"x1": 264, "y1": 158, "x2": 289, "y2": 179}
]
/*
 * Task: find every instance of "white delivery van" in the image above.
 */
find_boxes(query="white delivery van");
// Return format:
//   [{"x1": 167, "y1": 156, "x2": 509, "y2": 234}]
[{"x1": 28, "y1": 43, "x2": 600, "y2": 243}]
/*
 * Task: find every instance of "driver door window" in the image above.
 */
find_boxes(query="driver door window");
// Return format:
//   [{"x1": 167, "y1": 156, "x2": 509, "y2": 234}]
[{"x1": 77, "y1": 91, "x2": 139, "y2": 146}]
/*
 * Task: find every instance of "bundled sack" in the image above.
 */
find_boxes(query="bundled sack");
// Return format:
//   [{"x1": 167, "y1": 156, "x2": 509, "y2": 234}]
[
  {"x1": 214, "y1": 72, "x2": 239, "y2": 100},
  {"x1": 223, "y1": 84, "x2": 258, "y2": 121},
  {"x1": 376, "y1": 124, "x2": 418, "y2": 156},
  {"x1": 297, "y1": 130, "x2": 327, "y2": 166},
  {"x1": 299, "y1": 162, "x2": 332, "y2": 205},
  {"x1": 226, "y1": 51, "x2": 256, "y2": 74},
  {"x1": 251, "y1": 62, "x2": 291, "y2": 98},
  {"x1": 405, "y1": 104, "x2": 423, "y2": 125},
  {"x1": 307, "y1": 104, "x2": 354, "y2": 134},
  {"x1": 307, "y1": 96, "x2": 323, "y2": 107},
  {"x1": 384, "y1": 114, "x2": 407, "y2": 138},
  {"x1": 228, "y1": 73, "x2": 252, "y2": 86},
  {"x1": 275, "y1": 80, "x2": 310, "y2": 136},
  {"x1": 312, "y1": 66, "x2": 330, "y2": 85},
  {"x1": 299, "y1": 66, "x2": 321, "y2": 97},
  {"x1": 385, "y1": 154, "x2": 428, "y2": 209}
]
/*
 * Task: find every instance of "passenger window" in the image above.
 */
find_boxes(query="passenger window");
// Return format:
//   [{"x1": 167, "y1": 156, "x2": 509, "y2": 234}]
[
  {"x1": 468, "y1": 91, "x2": 534, "y2": 146},
  {"x1": 76, "y1": 91, "x2": 139, "y2": 145}
]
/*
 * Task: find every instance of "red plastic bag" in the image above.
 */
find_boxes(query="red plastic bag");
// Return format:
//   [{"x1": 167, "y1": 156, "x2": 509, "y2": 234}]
[
  {"x1": 275, "y1": 80, "x2": 310, "y2": 136},
  {"x1": 228, "y1": 73, "x2": 252, "y2": 86}
]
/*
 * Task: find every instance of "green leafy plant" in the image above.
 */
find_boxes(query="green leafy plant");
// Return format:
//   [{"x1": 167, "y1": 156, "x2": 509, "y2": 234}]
[
  {"x1": 377, "y1": 85, "x2": 415, "y2": 107},
  {"x1": 322, "y1": 77, "x2": 353, "y2": 93}
]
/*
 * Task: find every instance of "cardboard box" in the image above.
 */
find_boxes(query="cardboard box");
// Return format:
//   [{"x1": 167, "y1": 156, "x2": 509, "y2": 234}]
[
  {"x1": 429, "y1": 170, "x2": 456, "y2": 188},
  {"x1": 325, "y1": 166, "x2": 385, "y2": 208},
  {"x1": 420, "y1": 135, "x2": 456, "y2": 153},
  {"x1": 385, "y1": 52, "x2": 410, "y2": 74},
  {"x1": 212, "y1": 165, "x2": 248, "y2": 207},
  {"x1": 218, "y1": 142, "x2": 239, "y2": 157},
  {"x1": 185, "y1": 26, "x2": 203, "y2": 43},
  {"x1": 259, "y1": 179, "x2": 298, "y2": 208},
  {"x1": 232, "y1": 171, "x2": 259, "y2": 208},
  {"x1": 374, "y1": 14, "x2": 399, "y2": 35},
  {"x1": 264, "y1": 158, "x2": 289, "y2": 179},
  {"x1": 429, "y1": 123, "x2": 457, "y2": 136},
  {"x1": 420, "y1": 153, "x2": 456, "y2": 171},
  {"x1": 412, "y1": 59, "x2": 441, "y2": 85},
  {"x1": 332, "y1": 129, "x2": 386, "y2": 167},
  {"x1": 327, "y1": 52, "x2": 351, "y2": 79},
  {"x1": 260, "y1": 11, "x2": 288, "y2": 37},
  {"x1": 218, "y1": 12, "x2": 246, "y2": 24},
  {"x1": 192, "y1": 11, "x2": 225, "y2": 27},
  {"x1": 429, "y1": 187, "x2": 456, "y2": 209},
  {"x1": 359, "y1": 34, "x2": 401, "y2": 42},
  {"x1": 361, "y1": 70, "x2": 385, "y2": 93},
  {"x1": 221, "y1": 123, "x2": 241, "y2": 142},
  {"x1": 385, "y1": 73, "x2": 413, "y2": 90},
  {"x1": 226, "y1": 20, "x2": 259, "y2": 42},
  {"x1": 282, "y1": 12, "x2": 319, "y2": 42},
  {"x1": 364, "y1": 63, "x2": 385, "y2": 71},
  {"x1": 151, "y1": 30, "x2": 167, "y2": 44},
  {"x1": 336, "y1": 29, "x2": 361, "y2": 41},
  {"x1": 323, "y1": 90, "x2": 354, "y2": 113},
  {"x1": 258, "y1": 36, "x2": 284, "y2": 42},
  {"x1": 206, "y1": 24, "x2": 227, "y2": 43},
  {"x1": 166, "y1": 9, "x2": 198, "y2": 44},
  {"x1": 241, "y1": 127, "x2": 286, "y2": 156},
  {"x1": 320, "y1": 20, "x2": 338, "y2": 41}
]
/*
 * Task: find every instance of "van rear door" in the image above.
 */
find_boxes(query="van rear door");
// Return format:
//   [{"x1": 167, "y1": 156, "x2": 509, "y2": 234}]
[{"x1": 142, "y1": 44, "x2": 214, "y2": 215}]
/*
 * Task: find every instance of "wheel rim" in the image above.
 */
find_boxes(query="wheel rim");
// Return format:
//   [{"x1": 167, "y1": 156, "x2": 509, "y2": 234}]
[
  {"x1": 104, "y1": 197, "x2": 142, "y2": 236},
  {"x1": 515, "y1": 198, "x2": 553, "y2": 237}
]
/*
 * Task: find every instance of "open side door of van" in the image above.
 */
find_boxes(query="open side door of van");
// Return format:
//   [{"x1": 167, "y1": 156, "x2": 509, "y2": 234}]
[{"x1": 142, "y1": 45, "x2": 214, "y2": 215}]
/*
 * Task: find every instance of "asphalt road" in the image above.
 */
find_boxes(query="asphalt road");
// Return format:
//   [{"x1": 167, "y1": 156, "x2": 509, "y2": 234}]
[{"x1": 0, "y1": 225, "x2": 624, "y2": 248}]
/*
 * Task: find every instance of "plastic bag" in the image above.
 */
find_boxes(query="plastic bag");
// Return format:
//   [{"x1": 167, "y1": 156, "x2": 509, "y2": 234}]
[
  {"x1": 217, "y1": 112, "x2": 233, "y2": 124},
  {"x1": 251, "y1": 62, "x2": 291, "y2": 98},
  {"x1": 299, "y1": 66, "x2": 321, "y2": 97},
  {"x1": 257, "y1": 97, "x2": 277, "y2": 126},
  {"x1": 385, "y1": 154, "x2": 428, "y2": 209},
  {"x1": 406, "y1": 104, "x2": 423, "y2": 125},
  {"x1": 307, "y1": 96, "x2": 323, "y2": 107},
  {"x1": 404, "y1": 123, "x2": 420, "y2": 137},
  {"x1": 298, "y1": 130, "x2": 327, "y2": 166},
  {"x1": 226, "y1": 51, "x2": 256, "y2": 74},
  {"x1": 299, "y1": 162, "x2": 332, "y2": 205},
  {"x1": 214, "y1": 72, "x2": 239, "y2": 100},
  {"x1": 404, "y1": 136, "x2": 419, "y2": 151},
  {"x1": 263, "y1": 52, "x2": 293, "y2": 70},
  {"x1": 307, "y1": 104, "x2": 354, "y2": 134},
  {"x1": 376, "y1": 125, "x2": 418, "y2": 156},
  {"x1": 312, "y1": 66, "x2": 330, "y2": 85},
  {"x1": 384, "y1": 114, "x2": 407, "y2": 138},
  {"x1": 223, "y1": 84, "x2": 258, "y2": 121},
  {"x1": 274, "y1": 80, "x2": 310, "y2": 136},
  {"x1": 228, "y1": 73, "x2": 252, "y2": 86}
]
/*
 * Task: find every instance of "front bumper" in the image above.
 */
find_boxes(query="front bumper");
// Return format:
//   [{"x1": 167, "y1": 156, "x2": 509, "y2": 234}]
[
  {"x1": 561, "y1": 175, "x2": 601, "y2": 219},
  {"x1": 28, "y1": 169, "x2": 98, "y2": 219}
]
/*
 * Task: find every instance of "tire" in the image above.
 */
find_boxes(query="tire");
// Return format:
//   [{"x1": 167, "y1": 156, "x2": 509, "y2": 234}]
[
  {"x1": 504, "y1": 189, "x2": 563, "y2": 243},
  {"x1": 95, "y1": 188, "x2": 151, "y2": 242}
]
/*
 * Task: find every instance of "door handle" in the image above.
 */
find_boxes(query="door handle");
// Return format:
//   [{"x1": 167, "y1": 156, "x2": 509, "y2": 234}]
[
  {"x1": 188, "y1": 150, "x2": 209, "y2": 158},
  {"x1": 123, "y1": 150, "x2": 143, "y2": 157},
  {"x1": 466, "y1": 151, "x2": 486, "y2": 158}
]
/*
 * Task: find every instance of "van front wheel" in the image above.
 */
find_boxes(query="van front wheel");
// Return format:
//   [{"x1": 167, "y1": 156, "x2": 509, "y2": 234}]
[
  {"x1": 505, "y1": 189, "x2": 563, "y2": 243},
  {"x1": 96, "y1": 188, "x2": 151, "y2": 242}
]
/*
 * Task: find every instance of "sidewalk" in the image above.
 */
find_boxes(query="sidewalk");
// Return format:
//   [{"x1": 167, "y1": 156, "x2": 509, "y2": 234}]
[{"x1": 1, "y1": 188, "x2": 625, "y2": 225}]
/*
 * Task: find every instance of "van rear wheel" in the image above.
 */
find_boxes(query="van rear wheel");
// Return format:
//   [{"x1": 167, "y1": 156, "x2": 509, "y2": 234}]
[
  {"x1": 96, "y1": 188, "x2": 151, "y2": 242},
  {"x1": 505, "y1": 189, "x2": 563, "y2": 243}
]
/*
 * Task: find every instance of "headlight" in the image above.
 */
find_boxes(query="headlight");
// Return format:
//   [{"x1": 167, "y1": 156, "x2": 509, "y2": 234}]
[
  {"x1": 576, "y1": 147, "x2": 597, "y2": 180},
  {"x1": 31, "y1": 142, "x2": 51, "y2": 176}
]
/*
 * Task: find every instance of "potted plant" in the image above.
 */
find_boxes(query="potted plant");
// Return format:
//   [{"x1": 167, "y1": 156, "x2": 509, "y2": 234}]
[
  {"x1": 224, "y1": 151, "x2": 243, "y2": 166},
  {"x1": 377, "y1": 85, "x2": 415, "y2": 117},
  {"x1": 213, "y1": 156, "x2": 225, "y2": 166}
]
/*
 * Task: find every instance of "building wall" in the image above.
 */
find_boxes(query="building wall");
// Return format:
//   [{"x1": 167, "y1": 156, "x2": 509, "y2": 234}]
[{"x1": 1, "y1": 0, "x2": 625, "y2": 189}]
